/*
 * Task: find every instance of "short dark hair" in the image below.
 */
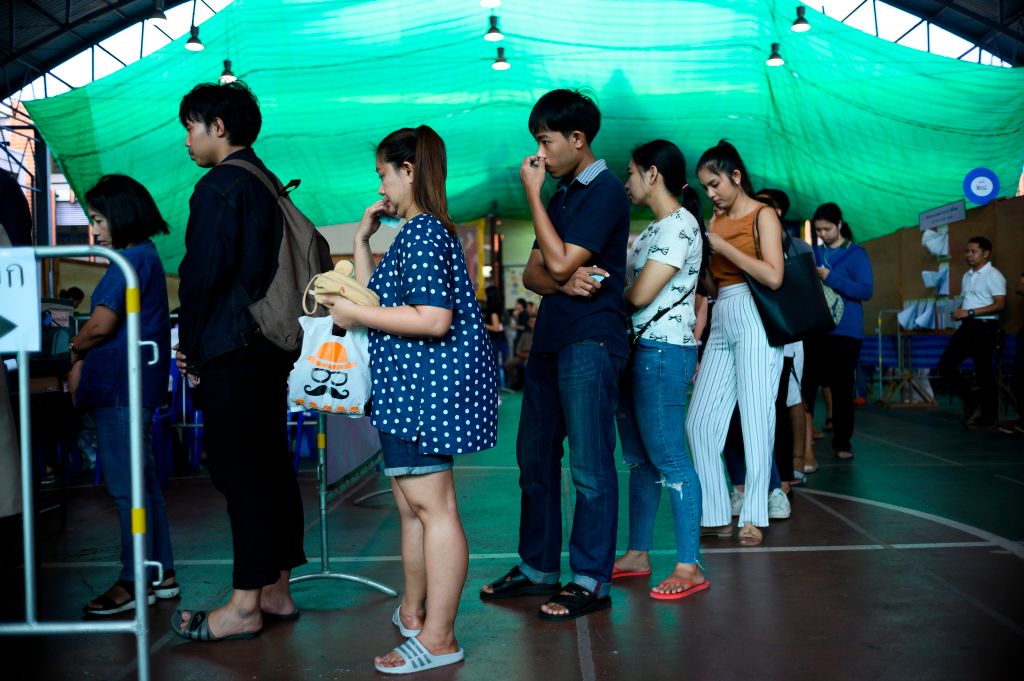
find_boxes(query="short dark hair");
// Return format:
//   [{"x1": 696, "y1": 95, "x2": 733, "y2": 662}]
[
  {"x1": 528, "y1": 89, "x2": 601, "y2": 144},
  {"x1": 968, "y1": 236, "x2": 992, "y2": 252},
  {"x1": 754, "y1": 188, "x2": 790, "y2": 218},
  {"x1": 85, "y1": 174, "x2": 169, "y2": 249},
  {"x1": 178, "y1": 81, "x2": 262, "y2": 147},
  {"x1": 59, "y1": 286, "x2": 84, "y2": 301}
]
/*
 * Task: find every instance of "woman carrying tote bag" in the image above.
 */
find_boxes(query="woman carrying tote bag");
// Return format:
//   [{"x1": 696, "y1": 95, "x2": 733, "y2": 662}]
[{"x1": 685, "y1": 140, "x2": 784, "y2": 548}]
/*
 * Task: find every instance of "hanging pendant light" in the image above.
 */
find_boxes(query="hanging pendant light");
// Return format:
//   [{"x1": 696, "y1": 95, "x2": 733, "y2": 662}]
[
  {"x1": 149, "y1": 0, "x2": 167, "y2": 22},
  {"x1": 791, "y1": 6, "x2": 811, "y2": 33},
  {"x1": 185, "y1": 25, "x2": 204, "y2": 51},
  {"x1": 219, "y1": 59, "x2": 237, "y2": 83},
  {"x1": 766, "y1": 43, "x2": 784, "y2": 66},
  {"x1": 484, "y1": 15, "x2": 504, "y2": 42},
  {"x1": 184, "y1": 1, "x2": 203, "y2": 51},
  {"x1": 492, "y1": 47, "x2": 511, "y2": 71}
]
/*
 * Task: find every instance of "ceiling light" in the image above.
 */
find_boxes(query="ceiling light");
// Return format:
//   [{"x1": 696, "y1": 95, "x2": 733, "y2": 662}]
[
  {"x1": 766, "y1": 43, "x2": 784, "y2": 66},
  {"x1": 149, "y1": 1, "x2": 167, "y2": 22},
  {"x1": 219, "y1": 59, "x2": 237, "y2": 84},
  {"x1": 480, "y1": 0, "x2": 502, "y2": 8},
  {"x1": 791, "y1": 6, "x2": 811, "y2": 33},
  {"x1": 185, "y1": 25, "x2": 204, "y2": 51},
  {"x1": 492, "y1": 47, "x2": 510, "y2": 71},
  {"x1": 484, "y1": 15, "x2": 504, "y2": 42}
]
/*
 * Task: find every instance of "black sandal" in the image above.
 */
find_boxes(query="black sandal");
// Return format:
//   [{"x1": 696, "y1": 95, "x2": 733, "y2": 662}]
[
  {"x1": 538, "y1": 582, "x2": 611, "y2": 621},
  {"x1": 83, "y1": 580, "x2": 155, "y2": 616},
  {"x1": 480, "y1": 566, "x2": 561, "y2": 601}
]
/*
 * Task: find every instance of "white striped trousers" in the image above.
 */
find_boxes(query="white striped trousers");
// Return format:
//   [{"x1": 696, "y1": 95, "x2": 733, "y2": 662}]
[{"x1": 686, "y1": 283, "x2": 782, "y2": 528}]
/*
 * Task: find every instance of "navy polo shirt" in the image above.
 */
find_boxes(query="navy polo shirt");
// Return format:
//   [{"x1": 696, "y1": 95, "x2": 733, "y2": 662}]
[{"x1": 531, "y1": 160, "x2": 630, "y2": 357}]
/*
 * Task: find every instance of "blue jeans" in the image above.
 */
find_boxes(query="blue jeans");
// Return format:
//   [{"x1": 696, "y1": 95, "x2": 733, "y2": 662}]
[
  {"x1": 616, "y1": 340, "x2": 702, "y2": 565},
  {"x1": 93, "y1": 406, "x2": 174, "y2": 582},
  {"x1": 516, "y1": 339, "x2": 624, "y2": 598},
  {"x1": 380, "y1": 430, "x2": 454, "y2": 477}
]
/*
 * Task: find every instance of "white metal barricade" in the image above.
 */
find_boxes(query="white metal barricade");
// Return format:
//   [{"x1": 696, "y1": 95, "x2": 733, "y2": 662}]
[{"x1": 0, "y1": 245, "x2": 158, "y2": 681}]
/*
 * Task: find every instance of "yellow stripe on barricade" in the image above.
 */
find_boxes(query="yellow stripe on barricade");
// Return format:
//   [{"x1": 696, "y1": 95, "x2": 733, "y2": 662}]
[
  {"x1": 132, "y1": 507, "x2": 146, "y2": 535},
  {"x1": 317, "y1": 432, "x2": 326, "y2": 450},
  {"x1": 126, "y1": 288, "x2": 141, "y2": 314}
]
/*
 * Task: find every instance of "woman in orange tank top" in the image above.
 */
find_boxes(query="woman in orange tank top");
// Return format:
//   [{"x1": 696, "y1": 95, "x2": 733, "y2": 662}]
[{"x1": 684, "y1": 140, "x2": 785, "y2": 547}]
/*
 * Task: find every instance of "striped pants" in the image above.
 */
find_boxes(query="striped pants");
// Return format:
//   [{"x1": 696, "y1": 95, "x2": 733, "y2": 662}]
[{"x1": 686, "y1": 284, "x2": 782, "y2": 528}]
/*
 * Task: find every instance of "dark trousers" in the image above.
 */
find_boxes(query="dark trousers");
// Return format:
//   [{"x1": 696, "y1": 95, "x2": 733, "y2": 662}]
[
  {"x1": 1014, "y1": 326, "x2": 1023, "y2": 421},
  {"x1": 196, "y1": 340, "x2": 306, "y2": 590},
  {"x1": 803, "y1": 335, "x2": 862, "y2": 454},
  {"x1": 937, "y1": 320, "x2": 999, "y2": 420}
]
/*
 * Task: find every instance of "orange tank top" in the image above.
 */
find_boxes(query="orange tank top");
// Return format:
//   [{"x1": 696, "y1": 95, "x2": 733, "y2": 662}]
[{"x1": 709, "y1": 205, "x2": 765, "y2": 288}]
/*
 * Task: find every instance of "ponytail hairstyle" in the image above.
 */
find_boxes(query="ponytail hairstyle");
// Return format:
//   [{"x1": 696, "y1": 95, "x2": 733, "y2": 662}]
[
  {"x1": 696, "y1": 139, "x2": 754, "y2": 197},
  {"x1": 376, "y1": 125, "x2": 456, "y2": 235},
  {"x1": 812, "y1": 202, "x2": 854, "y2": 242},
  {"x1": 631, "y1": 139, "x2": 710, "y2": 286}
]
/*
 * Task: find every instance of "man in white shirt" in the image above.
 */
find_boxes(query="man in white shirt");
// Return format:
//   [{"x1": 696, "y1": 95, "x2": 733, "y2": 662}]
[{"x1": 937, "y1": 236, "x2": 1006, "y2": 428}]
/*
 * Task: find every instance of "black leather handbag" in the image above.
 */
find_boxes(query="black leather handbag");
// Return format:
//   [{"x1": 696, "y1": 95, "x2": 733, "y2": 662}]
[{"x1": 743, "y1": 209, "x2": 835, "y2": 347}]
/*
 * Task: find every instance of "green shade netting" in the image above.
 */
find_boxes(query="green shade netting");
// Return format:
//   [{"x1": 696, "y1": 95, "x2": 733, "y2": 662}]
[{"x1": 25, "y1": 0, "x2": 1024, "y2": 273}]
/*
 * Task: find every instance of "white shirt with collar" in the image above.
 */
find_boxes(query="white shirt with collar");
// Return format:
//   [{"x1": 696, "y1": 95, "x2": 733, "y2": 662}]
[{"x1": 960, "y1": 261, "x2": 1006, "y2": 320}]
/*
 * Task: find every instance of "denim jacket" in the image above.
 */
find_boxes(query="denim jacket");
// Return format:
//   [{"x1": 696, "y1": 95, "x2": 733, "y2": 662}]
[{"x1": 177, "y1": 148, "x2": 283, "y2": 368}]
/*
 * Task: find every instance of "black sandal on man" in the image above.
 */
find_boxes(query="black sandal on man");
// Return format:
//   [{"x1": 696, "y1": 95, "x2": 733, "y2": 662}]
[
  {"x1": 480, "y1": 566, "x2": 560, "y2": 601},
  {"x1": 537, "y1": 582, "x2": 611, "y2": 621}
]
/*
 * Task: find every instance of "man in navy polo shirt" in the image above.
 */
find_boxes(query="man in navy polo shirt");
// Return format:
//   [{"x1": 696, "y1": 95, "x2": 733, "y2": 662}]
[{"x1": 480, "y1": 89, "x2": 630, "y2": 621}]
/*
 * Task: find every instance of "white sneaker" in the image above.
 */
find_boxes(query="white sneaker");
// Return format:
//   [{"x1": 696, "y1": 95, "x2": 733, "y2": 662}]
[
  {"x1": 730, "y1": 490, "x2": 744, "y2": 517},
  {"x1": 768, "y1": 489, "x2": 791, "y2": 520}
]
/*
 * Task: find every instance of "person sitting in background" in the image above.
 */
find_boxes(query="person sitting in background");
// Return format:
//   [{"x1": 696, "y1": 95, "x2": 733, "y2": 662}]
[
  {"x1": 59, "y1": 286, "x2": 85, "y2": 310},
  {"x1": 504, "y1": 314, "x2": 534, "y2": 390},
  {"x1": 70, "y1": 174, "x2": 177, "y2": 616}
]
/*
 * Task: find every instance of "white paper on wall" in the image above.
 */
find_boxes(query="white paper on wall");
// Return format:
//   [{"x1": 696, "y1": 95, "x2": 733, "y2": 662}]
[{"x1": 921, "y1": 226, "x2": 949, "y2": 257}]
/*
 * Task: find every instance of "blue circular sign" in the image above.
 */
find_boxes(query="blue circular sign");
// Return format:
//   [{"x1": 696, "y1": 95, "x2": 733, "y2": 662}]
[{"x1": 963, "y1": 168, "x2": 999, "y2": 204}]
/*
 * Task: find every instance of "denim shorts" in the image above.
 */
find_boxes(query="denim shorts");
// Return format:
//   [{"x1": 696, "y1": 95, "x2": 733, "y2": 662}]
[{"x1": 379, "y1": 430, "x2": 454, "y2": 477}]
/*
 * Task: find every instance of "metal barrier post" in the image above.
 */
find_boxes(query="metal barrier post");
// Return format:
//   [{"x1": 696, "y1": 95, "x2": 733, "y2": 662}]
[
  {"x1": 0, "y1": 246, "x2": 153, "y2": 681},
  {"x1": 289, "y1": 413, "x2": 397, "y2": 596}
]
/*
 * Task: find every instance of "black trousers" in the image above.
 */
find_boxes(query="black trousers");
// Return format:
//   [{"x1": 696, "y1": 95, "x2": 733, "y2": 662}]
[
  {"x1": 802, "y1": 335, "x2": 862, "y2": 454},
  {"x1": 195, "y1": 339, "x2": 307, "y2": 590},
  {"x1": 936, "y1": 319, "x2": 999, "y2": 420}
]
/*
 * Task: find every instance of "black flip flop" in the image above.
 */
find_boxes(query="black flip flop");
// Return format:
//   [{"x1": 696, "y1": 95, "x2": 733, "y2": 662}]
[
  {"x1": 538, "y1": 582, "x2": 611, "y2": 621},
  {"x1": 480, "y1": 566, "x2": 561, "y2": 601}
]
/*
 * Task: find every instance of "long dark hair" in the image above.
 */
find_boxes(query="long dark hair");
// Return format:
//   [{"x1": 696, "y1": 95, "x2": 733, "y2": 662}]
[
  {"x1": 696, "y1": 139, "x2": 754, "y2": 197},
  {"x1": 85, "y1": 174, "x2": 169, "y2": 249},
  {"x1": 631, "y1": 139, "x2": 711, "y2": 289},
  {"x1": 376, "y1": 125, "x2": 456, "y2": 235},
  {"x1": 812, "y1": 202, "x2": 854, "y2": 242}
]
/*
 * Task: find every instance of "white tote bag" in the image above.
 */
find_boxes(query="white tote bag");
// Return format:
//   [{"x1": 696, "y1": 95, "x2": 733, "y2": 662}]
[{"x1": 288, "y1": 316, "x2": 371, "y2": 417}]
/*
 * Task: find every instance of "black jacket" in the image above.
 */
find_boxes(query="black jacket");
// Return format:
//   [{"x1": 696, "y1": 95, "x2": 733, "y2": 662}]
[{"x1": 177, "y1": 148, "x2": 283, "y2": 367}]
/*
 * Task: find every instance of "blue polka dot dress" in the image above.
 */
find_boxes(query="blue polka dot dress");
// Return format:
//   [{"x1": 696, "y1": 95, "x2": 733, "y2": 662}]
[{"x1": 367, "y1": 214, "x2": 498, "y2": 455}]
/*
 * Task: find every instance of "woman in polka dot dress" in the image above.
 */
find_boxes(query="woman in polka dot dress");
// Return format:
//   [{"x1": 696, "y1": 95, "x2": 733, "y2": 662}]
[{"x1": 324, "y1": 125, "x2": 497, "y2": 674}]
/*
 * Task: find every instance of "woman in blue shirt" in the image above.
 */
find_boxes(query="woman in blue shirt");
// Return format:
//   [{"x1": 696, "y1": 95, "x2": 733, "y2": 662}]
[
  {"x1": 325, "y1": 125, "x2": 496, "y2": 674},
  {"x1": 70, "y1": 174, "x2": 177, "y2": 616},
  {"x1": 806, "y1": 202, "x2": 874, "y2": 461}
]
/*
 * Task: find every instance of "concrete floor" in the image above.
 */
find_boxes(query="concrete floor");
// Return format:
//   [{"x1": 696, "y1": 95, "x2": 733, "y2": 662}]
[{"x1": 1, "y1": 395, "x2": 1022, "y2": 680}]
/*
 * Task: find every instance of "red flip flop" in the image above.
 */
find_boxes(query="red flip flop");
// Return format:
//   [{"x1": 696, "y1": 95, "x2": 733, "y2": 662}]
[
  {"x1": 611, "y1": 567, "x2": 652, "y2": 580},
  {"x1": 649, "y1": 579, "x2": 711, "y2": 601}
]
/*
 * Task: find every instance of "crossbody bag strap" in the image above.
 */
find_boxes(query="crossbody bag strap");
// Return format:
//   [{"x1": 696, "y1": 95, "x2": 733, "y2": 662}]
[{"x1": 631, "y1": 294, "x2": 689, "y2": 340}]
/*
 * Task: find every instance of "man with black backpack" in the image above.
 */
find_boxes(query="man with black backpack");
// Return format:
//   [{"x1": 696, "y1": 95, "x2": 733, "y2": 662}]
[{"x1": 172, "y1": 81, "x2": 307, "y2": 642}]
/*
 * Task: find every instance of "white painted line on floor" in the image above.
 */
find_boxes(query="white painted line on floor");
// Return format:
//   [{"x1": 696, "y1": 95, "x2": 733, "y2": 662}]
[
  {"x1": 39, "y1": 541, "x2": 1001, "y2": 570},
  {"x1": 995, "y1": 474, "x2": 1024, "y2": 486},
  {"x1": 855, "y1": 431, "x2": 963, "y2": 465},
  {"x1": 576, "y1": 614, "x2": 596, "y2": 681},
  {"x1": 800, "y1": 488, "x2": 1024, "y2": 560},
  {"x1": 801, "y1": 489, "x2": 1024, "y2": 638}
]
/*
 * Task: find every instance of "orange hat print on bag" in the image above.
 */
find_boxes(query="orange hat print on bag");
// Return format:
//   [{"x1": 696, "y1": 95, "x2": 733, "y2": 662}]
[{"x1": 307, "y1": 341, "x2": 357, "y2": 371}]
